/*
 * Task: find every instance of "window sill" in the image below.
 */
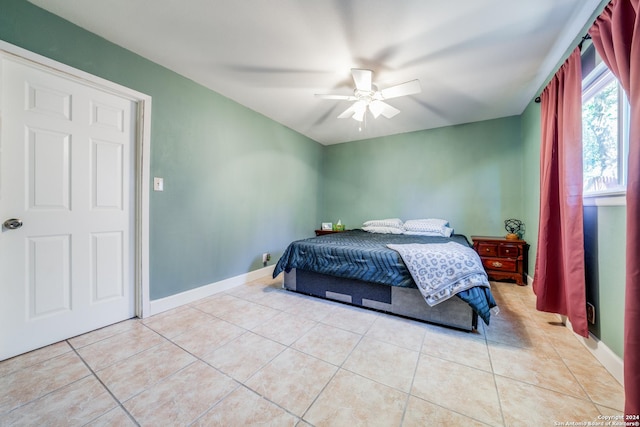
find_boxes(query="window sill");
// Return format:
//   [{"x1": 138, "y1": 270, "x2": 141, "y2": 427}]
[{"x1": 583, "y1": 191, "x2": 626, "y2": 206}]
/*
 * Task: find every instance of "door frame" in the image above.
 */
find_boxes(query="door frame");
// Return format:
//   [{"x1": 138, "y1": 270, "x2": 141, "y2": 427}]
[{"x1": 0, "y1": 40, "x2": 151, "y2": 318}]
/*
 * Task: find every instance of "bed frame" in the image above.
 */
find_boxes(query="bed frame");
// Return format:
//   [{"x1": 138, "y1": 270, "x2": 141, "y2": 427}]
[{"x1": 283, "y1": 268, "x2": 478, "y2": 331}]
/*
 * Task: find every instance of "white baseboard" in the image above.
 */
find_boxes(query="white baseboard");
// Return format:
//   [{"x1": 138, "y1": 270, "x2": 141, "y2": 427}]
[
  {"x1": 563, "y1": 317, "x2": 624, "y2": 386},
  {"x1": 146, "y1": 266, "x2": 275, "y2": 317},
  {"x1": 525, "y1": 274, "x2": 623, "y2": 386}
]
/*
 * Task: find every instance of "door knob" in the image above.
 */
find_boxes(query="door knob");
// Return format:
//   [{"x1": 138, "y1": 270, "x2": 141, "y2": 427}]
[{"x1": 3, "y1": 218, "x2": 23, "y2": 230}]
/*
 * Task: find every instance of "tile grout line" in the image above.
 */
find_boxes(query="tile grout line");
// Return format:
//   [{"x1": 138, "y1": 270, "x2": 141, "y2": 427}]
[
  {"x1": 552, "y1": 334, "x2": 612, "y2": 412},
  {"x1": 398, "y1": 322, "x2": 428, "y2": 426},
  {"x1": 0, "y1": 354, "x2": 93, "y2": 419},
  {"x1": 255, "y1": 311, "x2": 328, "y2": 424},
  {"x1": 293, "y1": 311, "x2": 382, "y2": 423},
  {"x1": 484, "y1": 289, "x2": 508, "y2": 427},
  {"x1": 413, "y1": 347, "x2": 506, "y2": 426},
  {"x1": 168, "y1": 287, "x2": 321, "y2": 423},
  {"x1": 490, "y1": 285, "x2": 618, "y2": 419},
  {"x1": 148, "y1": 306, "x2": 302, "y2": 425},
  {"x1": 297, "y1": 332, "x2": 365, "y2": 424},
  {"x1": 485, "y1": 336, "x2": 508, "y2": 427},
  {"x1": 68, "y1": 340, "x2": 140, "y2": 427}
]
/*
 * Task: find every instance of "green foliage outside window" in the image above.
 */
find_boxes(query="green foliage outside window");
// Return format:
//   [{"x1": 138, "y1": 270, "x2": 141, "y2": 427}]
[{"x1": 582, "y1": 78, "x2": 619, "y2": 192}]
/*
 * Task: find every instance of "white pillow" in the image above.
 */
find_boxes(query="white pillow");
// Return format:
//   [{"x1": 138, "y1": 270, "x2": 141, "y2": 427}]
[
  {"x1": 362, "y1": 218, "x2": 404, "y2": 229},
  {"x1": 404, "y1": 226, "x2": 454, "y2": 237},
  {"x1": 362, "y1": 225, "x2": 405, "y2": 234},
  {"x1": 403, "y1": 218, "x2": 449, "y2": 233}
]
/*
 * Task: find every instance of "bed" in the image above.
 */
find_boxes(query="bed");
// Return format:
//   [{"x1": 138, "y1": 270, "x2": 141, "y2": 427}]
[{"x1": 272, "y1": 229, "x2": 497, "y2": 331}]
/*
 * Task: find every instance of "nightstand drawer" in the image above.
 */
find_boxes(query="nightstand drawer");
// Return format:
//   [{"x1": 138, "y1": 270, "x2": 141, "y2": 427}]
[
  {"x1": 477, "y1": 243, "x2": 498, "y2": 257},
  {"x1": 482, "y1": 257, "x2": 517, "y2": 272},
  {"x1": 498, "y1": 244, "x2": 519, "y2": 258}
]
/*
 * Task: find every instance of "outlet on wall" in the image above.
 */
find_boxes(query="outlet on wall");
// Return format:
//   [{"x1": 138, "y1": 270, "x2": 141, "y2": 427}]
[
  {"x1": 262, "y1": 253, "x2": 271, "y2": 263},
  {"x1": 587, "y1": 302, "x2": 596, "y2": 324}
]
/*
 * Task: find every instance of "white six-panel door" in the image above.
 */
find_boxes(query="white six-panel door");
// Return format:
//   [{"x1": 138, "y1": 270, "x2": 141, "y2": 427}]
[{"x1": 0, "y1": 55, "x2": 136, "y2": 361}]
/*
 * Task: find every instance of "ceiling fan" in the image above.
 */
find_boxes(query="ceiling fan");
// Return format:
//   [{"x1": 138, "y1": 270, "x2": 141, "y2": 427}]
[{"x1": 316, "y1": 69, "x2": 421, "y2": 122}]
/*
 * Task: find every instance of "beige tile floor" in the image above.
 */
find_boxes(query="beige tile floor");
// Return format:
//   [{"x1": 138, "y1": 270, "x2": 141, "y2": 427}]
[{"x1": 0, "y1": 277, "x2": 624, "y2": 426}]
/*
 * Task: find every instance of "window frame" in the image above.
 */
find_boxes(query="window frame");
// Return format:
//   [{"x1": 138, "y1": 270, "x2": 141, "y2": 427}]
[{"x1": 581, "y1": 58, "x2": 629, "y2": 205}]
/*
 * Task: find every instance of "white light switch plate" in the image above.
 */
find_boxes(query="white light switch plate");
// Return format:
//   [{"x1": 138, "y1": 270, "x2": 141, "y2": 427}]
[{"x1": 153, "y1": 177, "x2": 164, "y2": 191}]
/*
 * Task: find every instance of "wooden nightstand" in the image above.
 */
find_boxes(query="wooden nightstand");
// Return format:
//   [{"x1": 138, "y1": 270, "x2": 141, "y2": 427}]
[{"x1": 471, "y1": 236, "x2": 529, "y2": 285}]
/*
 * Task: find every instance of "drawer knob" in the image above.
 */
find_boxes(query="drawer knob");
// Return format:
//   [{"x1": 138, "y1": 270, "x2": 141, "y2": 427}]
[
  {"x1": 492, "y1": 261, "x2": 503, "y2": 268},
  {"x1": 505, "y1": 249, "x2": 510, "y2": 253},
  {"x1": 485, "y1": 248, "x2": 490, "y2": 252}
]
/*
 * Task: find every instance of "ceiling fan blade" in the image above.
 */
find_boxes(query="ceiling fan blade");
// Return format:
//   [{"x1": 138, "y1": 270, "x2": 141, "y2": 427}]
[
  {"x1": 337, "y1": 101, "x2": 366, "y2": 120},
  {"x1": 352, "y1": 102, "x2": 367, "y2": 122},
  {"x1": 379, "y1": 101, "x2": 401, "y2": 119},
  {"x1": 380, "y1": 79, "x2": 421, "y2": 100},
  {"x1": 337, "y1": 103, "x2": 358, "y2": 119},
  {"x1": 351, "y1": 69, "x2": 372, "y2": 92},
  {"x1": 315, "y1": 94, "x2": 357, "y2": 101},
  {"x1": 368, "y1": 100, "x2": 384, "y2": 118},
  {"x1": 370, "y1": 100, "x2": 400, "y2": 119}
]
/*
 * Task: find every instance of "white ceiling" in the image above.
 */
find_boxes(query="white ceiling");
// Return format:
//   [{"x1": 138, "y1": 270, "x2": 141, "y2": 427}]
[{"x1": 29, "y1": 0, "x2": 601, "y2": 145}]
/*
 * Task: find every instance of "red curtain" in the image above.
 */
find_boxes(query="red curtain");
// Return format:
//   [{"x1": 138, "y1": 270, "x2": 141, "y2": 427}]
[
  {"x1": 590, "y1": 0, "x2": 640, "y2": 415},
  {"x1": 533, "y1": 48, "x2": 588, "y2": 338}
]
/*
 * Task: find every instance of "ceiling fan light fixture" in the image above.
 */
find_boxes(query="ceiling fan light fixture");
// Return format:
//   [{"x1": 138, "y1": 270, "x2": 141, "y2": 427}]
[{"x1": 316, "y1": 69, "x2": 421, "y2": 124}]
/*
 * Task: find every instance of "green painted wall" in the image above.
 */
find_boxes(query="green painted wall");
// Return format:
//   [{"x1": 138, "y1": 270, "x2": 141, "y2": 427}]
[
  {"x1": 520, "y1": 101, "x2": 541, "y2": 275},
  {"x1": 595, "y1": 206, "x2": 626, "y2": 356},
  {"x1": 0, "y1": 0, "x2": 323, "y2": 300},
  {"x1": 321, "y1": 117, "x2": 524, "y2": 241},
  {"x1": 519, "y1": 0, "x2": 624, "y2": 358}
]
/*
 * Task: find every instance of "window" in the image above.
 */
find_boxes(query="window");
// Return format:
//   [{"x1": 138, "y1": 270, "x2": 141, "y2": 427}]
[{"x1": 581, "y1": 45, "x2": 629, "y2": 197}]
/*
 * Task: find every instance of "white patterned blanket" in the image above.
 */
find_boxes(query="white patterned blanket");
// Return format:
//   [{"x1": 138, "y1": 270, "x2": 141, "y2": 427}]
[{"x1": 387, "y1": 242, "x2": 490, "y2": 306}]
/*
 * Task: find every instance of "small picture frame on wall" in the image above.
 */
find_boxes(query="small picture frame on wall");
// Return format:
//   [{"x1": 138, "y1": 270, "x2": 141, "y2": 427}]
[{"x1": 321, "y1": 222, "x2": 333, "y2": 231}]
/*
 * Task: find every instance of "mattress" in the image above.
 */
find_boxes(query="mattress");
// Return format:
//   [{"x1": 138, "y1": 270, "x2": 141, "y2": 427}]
[{"x1": 273, "y1": 230, "x2": 473, "y2": 287}]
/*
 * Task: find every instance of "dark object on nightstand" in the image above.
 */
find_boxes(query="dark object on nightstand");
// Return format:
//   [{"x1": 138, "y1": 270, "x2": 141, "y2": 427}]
[
  {"x1": 315, "y1": 229, "x2": 344, "y2": 236},
  {"x1": 504, "y1": 218, "x2": 525, "y2": 240},
  {"x1": 471, "y1": 236, "x2": 529, "y2": 285}
]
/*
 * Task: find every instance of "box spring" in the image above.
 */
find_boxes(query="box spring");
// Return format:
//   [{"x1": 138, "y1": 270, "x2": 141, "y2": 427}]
[{"x1": 283, "y1": 268, "x2": 478, "y2": 331}]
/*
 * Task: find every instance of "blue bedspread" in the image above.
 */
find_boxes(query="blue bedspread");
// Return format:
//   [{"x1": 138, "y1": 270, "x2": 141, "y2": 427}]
[{"x1": 273, "y1": 230, "x2": 497, "y2": 324}]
